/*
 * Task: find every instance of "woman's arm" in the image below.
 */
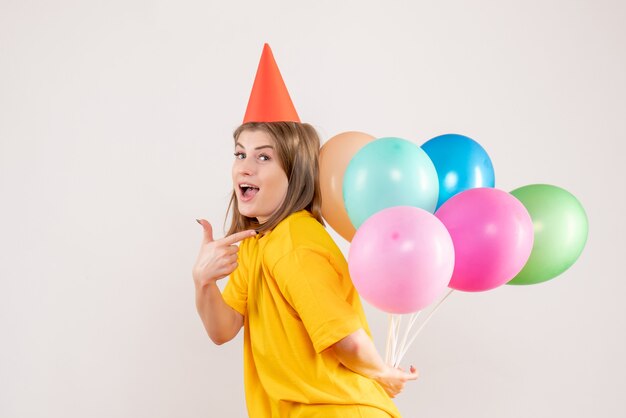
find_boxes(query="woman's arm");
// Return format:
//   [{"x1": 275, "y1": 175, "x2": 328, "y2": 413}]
[
  {"x1": 193, "y1": 219, "x2": 255, "y2": 345},
  {"x1": 195, "y1": 281, "x2": 243, "y2": 345},
  {"x1": 331, "y1": 328, "x2": 418, "y2": 398}
]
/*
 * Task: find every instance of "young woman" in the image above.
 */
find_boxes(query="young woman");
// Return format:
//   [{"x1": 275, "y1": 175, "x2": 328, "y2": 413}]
[{"x1": 192, "y1": 121, "x2": 418, "y2": 418}]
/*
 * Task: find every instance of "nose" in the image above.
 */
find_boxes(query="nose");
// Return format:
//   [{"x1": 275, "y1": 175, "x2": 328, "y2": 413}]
[{"x1": 236, "y1": 156, "x2": 255, "y2": 176}]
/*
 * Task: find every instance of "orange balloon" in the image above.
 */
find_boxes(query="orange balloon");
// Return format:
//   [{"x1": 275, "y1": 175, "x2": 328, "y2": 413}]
[{"x1": 319, "y1": 131, "x2": 375, "y2": 241}]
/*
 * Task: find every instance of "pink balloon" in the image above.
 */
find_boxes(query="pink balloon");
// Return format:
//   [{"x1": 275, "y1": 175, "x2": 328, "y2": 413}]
[
  {"x1": 348, "y1": 206, "x2": 455, "y2": 314},
  {"x1": 435, "y1": 188, "x2": 534, "y2": 292}
]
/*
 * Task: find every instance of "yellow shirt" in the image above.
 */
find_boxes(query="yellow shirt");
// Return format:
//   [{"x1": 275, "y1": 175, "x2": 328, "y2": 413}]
[{"x1": 223, "y1": 210, "x2": 401, "y2": 418}]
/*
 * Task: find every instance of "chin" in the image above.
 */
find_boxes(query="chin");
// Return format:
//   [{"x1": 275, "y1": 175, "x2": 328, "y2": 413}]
[
  {"x1": 237, "y1": 204, "x2": 257, "y2": 220},
  {"x1": 238, "y1": 207, "x2": 255, "y2": 219}
]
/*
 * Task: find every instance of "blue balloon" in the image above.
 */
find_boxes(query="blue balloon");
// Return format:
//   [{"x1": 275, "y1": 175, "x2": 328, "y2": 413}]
[
  {"x1": 421, "y1": 134, "x2": 495, "y2": 209},
  {"x1": 343, "y1": 137, "x2": 439, "y2": 229}
]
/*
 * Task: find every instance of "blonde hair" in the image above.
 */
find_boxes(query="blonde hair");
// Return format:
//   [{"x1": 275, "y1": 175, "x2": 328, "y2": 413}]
[{"x1": 226, "y1": 121, "x2": 324, "y2": 235}]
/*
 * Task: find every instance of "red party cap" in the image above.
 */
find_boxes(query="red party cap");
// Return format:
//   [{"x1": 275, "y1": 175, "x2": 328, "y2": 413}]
[{"x1": 243, "y1": 43, "x2": 300, "y2": 123}]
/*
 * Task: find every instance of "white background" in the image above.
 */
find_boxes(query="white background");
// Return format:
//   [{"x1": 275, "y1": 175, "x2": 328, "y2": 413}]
[{"x1": 1, "y1": 1, "x2": 624, "y2": 417}]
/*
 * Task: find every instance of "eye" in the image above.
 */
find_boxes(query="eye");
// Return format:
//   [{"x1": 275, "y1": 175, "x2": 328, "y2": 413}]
[
  {"x1": 258, "y1": 153, "x2": 271, "y2": 162},
  {"x1": 234, "y1": 152, "x2": 245, "y2": 160}
]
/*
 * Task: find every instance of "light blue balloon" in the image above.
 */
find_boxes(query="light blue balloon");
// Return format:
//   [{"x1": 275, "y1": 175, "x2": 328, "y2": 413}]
[
  {"x1": 421, "y1": 133, "x2": 495, "y2": 210},
  {"x1": 343, "y1": 137, "x2": 439, "y2": 229}
]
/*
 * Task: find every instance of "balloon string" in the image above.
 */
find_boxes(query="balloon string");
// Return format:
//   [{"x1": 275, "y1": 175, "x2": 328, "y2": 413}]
[
  {"x1": 396, "y1": 289, "x2": 455, "y2": 366},
  {"x1": 385, "y1": 314, "x2": 393, "y2": 365},
  {"x1": 395, "y1": 314, "x2": 402, "y2": 365},
  {"x1": 388, "y1": 315, "x2": 396, "y2": 365},
  {"x1": 393, "y1": 312, "x2": 421, "y2": 368},
  {"x1": 392, "y1": 314, "x2": 404, "y2": 366},
  {"x1": 390, "y1": 314, "x2": 400, "y2": 366},
  {"x1": 394, "y1": 315, "x2": 402, "y2": 359}
]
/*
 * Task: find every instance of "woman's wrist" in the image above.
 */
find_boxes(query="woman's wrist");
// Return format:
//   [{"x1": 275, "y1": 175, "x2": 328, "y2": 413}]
[
  {"x1": 194, "y1": 278, "x2": 219, "y2": 294},
  {"x1": 371, "y1": 364, "x2": 392, "y2": 383}
]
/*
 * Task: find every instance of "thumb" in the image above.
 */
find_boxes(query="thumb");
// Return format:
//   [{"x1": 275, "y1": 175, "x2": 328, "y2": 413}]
[{"x1": 196, "y1": 219, "x2": 214, "y2": 243}]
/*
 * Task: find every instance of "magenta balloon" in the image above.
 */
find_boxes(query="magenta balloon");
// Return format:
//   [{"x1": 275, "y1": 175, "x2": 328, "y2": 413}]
[
  {"x1": 435, "y1": 188, "x2": 534, "y2": 292},
  {"x1": 348, "y1": 206, "x2": 455, "y2": 314}
]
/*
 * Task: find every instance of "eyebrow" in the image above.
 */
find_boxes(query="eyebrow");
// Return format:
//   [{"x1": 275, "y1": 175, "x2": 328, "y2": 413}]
[{"x1": 235, "y1": 142, "x2": 274, "y2": 151}]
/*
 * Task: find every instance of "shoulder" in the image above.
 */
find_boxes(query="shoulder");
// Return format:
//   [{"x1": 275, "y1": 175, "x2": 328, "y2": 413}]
[
  {"x1": 263, "y1": 210, "x2": 338, "y2": 269},
  {"x1": 238, "y1": 233, "x2": 257, "y2": 257}
]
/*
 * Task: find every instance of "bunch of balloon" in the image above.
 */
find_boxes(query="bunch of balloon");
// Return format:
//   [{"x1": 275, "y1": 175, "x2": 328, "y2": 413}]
[
  {"x1": 348, "y1": 134, "x2": 506, "y2": 366},
  {"x1": 319, "y1": 132, "x2": 588, "y2": 367}
]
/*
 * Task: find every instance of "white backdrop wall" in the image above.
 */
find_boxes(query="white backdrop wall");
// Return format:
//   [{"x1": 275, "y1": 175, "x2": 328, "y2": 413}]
[{"x1": 1, "y1": 1, "x2": 624, "y2": 417}]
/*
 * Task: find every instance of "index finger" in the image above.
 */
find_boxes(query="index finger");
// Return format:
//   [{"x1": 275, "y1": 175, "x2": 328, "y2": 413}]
[{"x1": 221, "y1": 229, "x2": 257, "y2": 245}]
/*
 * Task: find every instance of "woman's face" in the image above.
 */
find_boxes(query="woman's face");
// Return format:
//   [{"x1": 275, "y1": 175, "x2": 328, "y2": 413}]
[{"x1": 232, "y1": 129, "x2": 288, "y2": 224}]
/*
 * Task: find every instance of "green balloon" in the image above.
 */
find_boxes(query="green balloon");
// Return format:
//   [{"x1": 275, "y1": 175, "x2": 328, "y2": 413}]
[{"x1": 507, "y1": 184, "x2": 588, "y2": 285}]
